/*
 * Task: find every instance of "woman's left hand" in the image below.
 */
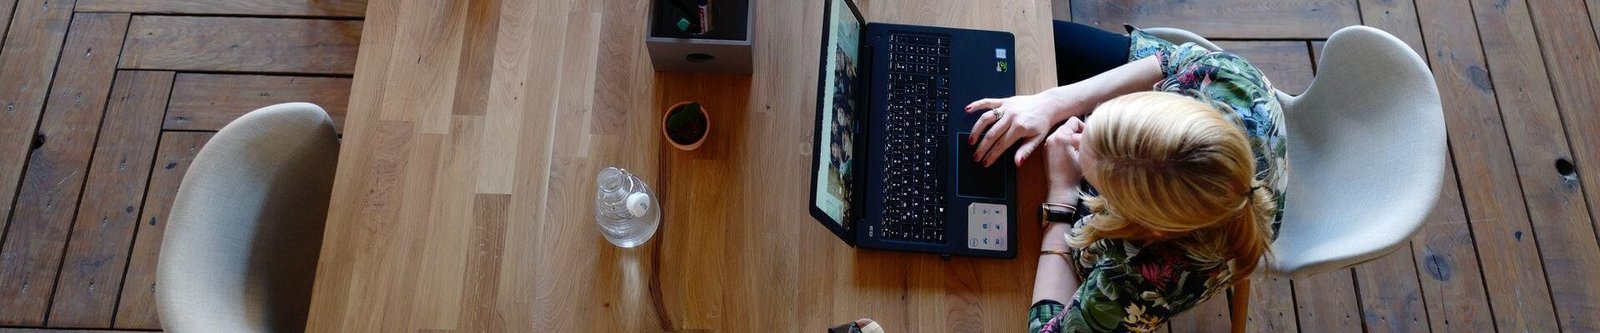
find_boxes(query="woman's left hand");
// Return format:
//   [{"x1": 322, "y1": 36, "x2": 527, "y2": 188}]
[{"x1": 965, "y1": 92, "x2": 1072, "y2": 167}]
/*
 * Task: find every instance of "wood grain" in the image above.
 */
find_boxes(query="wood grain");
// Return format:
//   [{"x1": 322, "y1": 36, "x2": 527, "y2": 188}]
[
  {"x1": 306, "y1": 0, "x2": 1057, "y2": 331},
  {"x1": 1244, "y1": 275, "x2": 1296, "y2": 333},
  {"x1": 164, "y1": 74, "x2": 351, "y2": 132},
  {"x1": 0, "y1": 0, "x2": 77, "y2": 265},
  {"x1": 1070, "y1": 0, "x2": 1360, "y2": 39},
  {"x1": 1518, "y1": 0, "x2": 1600, "y2": 330},
  {"x1": 1411, "y1": 158, "x2": 1496, "y2": 332},
  {"x1": 1167, "y1": 296, "x2": 1231, "y2": 332},
  {"x1": 1292, "y1": 272, "x2": 1362, "y2": 332},
  {"x1": 47, "y1": 70, "x2": 172, "y2": 328},
  {"x1": 120, "y1": 16, "x2": 361, "y2": 75},
  {"x1": 1051, "y1": 0, "x2": 1070, "y2": 21},
  {"x1": 0, "y1": 329, "x2": 152, "y2": 333},
  {"x1": 1416, "y1": 0, "x2": 1561, "y2": 331},
  {"x1": 0, "y1": 11, "x2": 122, "y2": 326},
  {"x1": 76, "y1": 0, "x2": 367, "y2": 17},
  {"x1": 112, "y1": 132, "x2": 210, "y2": 330},
  {"x1": 0, "y1": 0, "x2": 19, "y2": 58}
]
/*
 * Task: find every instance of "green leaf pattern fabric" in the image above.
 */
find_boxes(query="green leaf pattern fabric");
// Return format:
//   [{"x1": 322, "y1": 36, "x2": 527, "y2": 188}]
[{"x1": 1028, "y1": 28, "x2": 1288, "y2": 333}]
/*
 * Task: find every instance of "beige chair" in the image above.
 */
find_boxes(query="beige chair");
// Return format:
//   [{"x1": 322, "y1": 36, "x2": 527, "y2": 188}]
[
  {"x1": 1144, "y1": 26, "x2": 1447, "y2": 331},
  {"x1": 156, "y1": 103, "x2": 340, "y2": 333}
]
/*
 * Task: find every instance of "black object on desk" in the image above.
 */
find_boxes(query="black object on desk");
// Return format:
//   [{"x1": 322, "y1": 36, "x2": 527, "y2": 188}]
[{"x1": 646, "y1": 0, "x2": 754, "y2": 74}]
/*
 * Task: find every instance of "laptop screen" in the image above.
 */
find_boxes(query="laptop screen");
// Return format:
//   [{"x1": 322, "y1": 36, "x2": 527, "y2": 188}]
[{"x1": 813, "y1": 0, "x2": 863, "y2": 226}]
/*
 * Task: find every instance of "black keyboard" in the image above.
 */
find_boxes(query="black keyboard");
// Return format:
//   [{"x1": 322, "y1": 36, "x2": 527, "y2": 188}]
[{"x1": 880, "y1": 32, "x2": 952, "y2": 244}]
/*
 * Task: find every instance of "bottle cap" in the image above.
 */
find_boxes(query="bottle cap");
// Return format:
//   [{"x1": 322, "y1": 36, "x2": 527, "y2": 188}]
[{"x1": 626, "y1": 192, "x2": 651, "y2": 218}]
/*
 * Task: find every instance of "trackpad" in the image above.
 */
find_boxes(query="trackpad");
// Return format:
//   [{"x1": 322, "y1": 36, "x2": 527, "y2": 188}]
[{"x1": 958, "y1": 133, "x2": 1007, "y2": 199}]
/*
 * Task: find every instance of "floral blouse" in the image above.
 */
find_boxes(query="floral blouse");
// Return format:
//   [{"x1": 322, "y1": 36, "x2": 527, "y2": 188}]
[{"x1": 1029, "y1": 28, "x2": 1289, "y2": 333}]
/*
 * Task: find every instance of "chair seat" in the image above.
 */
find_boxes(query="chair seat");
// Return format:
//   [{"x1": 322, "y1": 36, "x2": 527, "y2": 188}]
[{"x1": 1144, "y1": 26, "x2": 1447, "y2": 278}]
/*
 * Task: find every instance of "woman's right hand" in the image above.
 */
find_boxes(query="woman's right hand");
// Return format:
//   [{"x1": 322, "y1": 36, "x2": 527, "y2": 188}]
[
  {"x1": 1043, "y1": 117, "x2": 1086, "y2": 204},
  {"x1": 964, "y1": 92, "x2": 1073, "y2": 167}
]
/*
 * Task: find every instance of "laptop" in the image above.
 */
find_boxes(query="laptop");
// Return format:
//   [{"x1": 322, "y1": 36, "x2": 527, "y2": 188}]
[{"x1": 807, "y1": 0, "x2": 1018, "y2": 258}]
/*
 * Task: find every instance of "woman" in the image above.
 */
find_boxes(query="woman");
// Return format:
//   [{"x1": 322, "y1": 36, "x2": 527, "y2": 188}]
[{"x1": 968, "y1": 22, "x2": 1288, "y2": 332}]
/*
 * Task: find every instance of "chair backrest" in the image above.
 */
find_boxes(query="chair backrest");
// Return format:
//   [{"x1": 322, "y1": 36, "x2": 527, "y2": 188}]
[
  {"x1": 1142, "y1": 27, "x2": 1447, "y2": 278},
  {"x1": 156, "y1": 103, "x2": 340, "y2": 333}
]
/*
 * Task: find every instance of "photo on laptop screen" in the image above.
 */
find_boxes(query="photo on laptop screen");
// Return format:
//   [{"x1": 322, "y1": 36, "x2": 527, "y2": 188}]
[{"x1": 814, "y1": 0, "x2": 862, "y2": 225}]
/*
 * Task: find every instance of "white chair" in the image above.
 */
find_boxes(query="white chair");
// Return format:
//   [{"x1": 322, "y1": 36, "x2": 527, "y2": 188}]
[
  {"x1": 1144, "y1": 26, "x2": 1447, "y2": 331},
  {"x1": 156, "y1": 103, "x2": 340, "y2": 333}
]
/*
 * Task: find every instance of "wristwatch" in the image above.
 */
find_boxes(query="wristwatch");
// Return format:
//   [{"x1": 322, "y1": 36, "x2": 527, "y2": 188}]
[{"x1": 1040, "y1": 203, "x2": 1077, "y2": 228}]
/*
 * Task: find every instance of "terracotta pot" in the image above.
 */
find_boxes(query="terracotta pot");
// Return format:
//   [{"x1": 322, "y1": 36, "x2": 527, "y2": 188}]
[{"x1": 662, "y1": 101, "x2": 709, "y2": 151}]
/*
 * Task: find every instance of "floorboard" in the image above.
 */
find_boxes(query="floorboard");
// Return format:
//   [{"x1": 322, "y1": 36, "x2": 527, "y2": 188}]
[
  {"x1": 75, "y1": 0, "x2": 366, "y2": 18},
  {"x1": 1416, "y1": 0, "x2": 1562, "y2": 331},
  {"x1": 164, "y1": 74, "x2": 350, "y2": 132},
  {"x1": 1412, "y1": 158, "x2": 1497, "y2": 331},
  {"x1": 119, "y1": 16, "x2": 361, "y2": 75},
  {"x1": 111, "y1": 132, "x2": 208, "y2": 331},
  {"x1": 0, "y1": 0, "x2": 77, "y2": 269},
  {"x1": 0, "y1": 10, "x2": 122, "y2": 326},
  {"x1": 47, "y1": 70, "x2": 170, "y2": 328},
  {"x1": 1070, "y1": 0, "x2": 1360, "y2": 39},
  {"x1": 1519, "y1": 1, "x2": 1600, "y2": 330}
]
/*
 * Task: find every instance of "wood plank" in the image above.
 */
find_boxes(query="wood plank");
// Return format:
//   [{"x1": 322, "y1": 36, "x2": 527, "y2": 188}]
[
  {"x1": 1245, "y1": 275, "x2": 1296, "y2": 333},
  {"x1": 1357, "y1": 0, "x2": 1427, "y2": 56},
  {"x1": 0, "y1": 10, "x2": 124, "y2": 326},
  {"x1": 112, "y1": 132, "x2": 210, "y2": 330},
  {"x1": 1416, "y1": 0, "x2": 1561, "y2": 331},
  {"x1": 164, "y1": 74, "x2": 350, "y2": 132},
  {"x1": 1413, "y1": 158, "x2": 1496, "y2": 331},
  {"x1": 1518, "y1": 0, "x2": 1600, "y2": 330},
  {"x1": 0, "y1": 329, "x2": 155, "y2": 333},
  {"x1": 0, "y1": 0, "x2": 77, "y2": 267},
  {"x1": 1213, "y1": 41, "x2": 1314, "y2": 95},
  {"x1": 47, "y1": 70, "x2": 173, "y2": 328},
  {"x1": 301, "y1": 0, "x2": 402, "y2": 327},
  {"x1": 1070, "y1": 0, "x2": 1360, "y2": 39},
  {"x1": 120, "y1": 16, "x2": 361, "y2": 75},
  {"x1": 76, "y1": 0, "x2": 366, "y2": 18},
  {"x1": 1167, "y1": 296, "x2": 1230, "y2": 332},
  {"x1": 1293, "y1": 271, "x2": 1362, "y2": 332},
  {"x1": 0, "y1": 0, "x2": 18, "y2": 51},
  {"x1": 1051, "y1": 0, "x2": 1071, "y2": 21}
]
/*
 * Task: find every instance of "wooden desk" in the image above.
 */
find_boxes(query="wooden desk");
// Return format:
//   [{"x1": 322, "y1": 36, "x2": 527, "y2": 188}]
[{"x1": 306, "y1": 0, "x2": 1057, "y2": 331}]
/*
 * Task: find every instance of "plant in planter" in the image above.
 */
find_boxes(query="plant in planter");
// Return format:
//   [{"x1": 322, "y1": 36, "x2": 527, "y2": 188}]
[{"x1": 663, "y1": 102, "x2": 709, "y2": 150}]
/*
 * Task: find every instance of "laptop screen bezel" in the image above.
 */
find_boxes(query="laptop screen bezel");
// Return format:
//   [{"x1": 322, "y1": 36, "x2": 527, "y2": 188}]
[{"x1": 808, "y1": 0, "x2": 867, "y2": 244}]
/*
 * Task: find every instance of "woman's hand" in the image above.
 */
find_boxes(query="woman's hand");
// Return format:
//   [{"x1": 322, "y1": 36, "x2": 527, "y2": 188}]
[
  {"x1": 1043, "y1": 117, "x2": 1086, "y2": 203},
  {"x1": 965, "y1": 92, "x2": 1072, "y2": 167}
]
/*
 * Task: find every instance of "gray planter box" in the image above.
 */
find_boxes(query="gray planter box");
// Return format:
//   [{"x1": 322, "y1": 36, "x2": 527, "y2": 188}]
[{"x1": 646, "y1": 0, "x2": 754, "y2": 74}]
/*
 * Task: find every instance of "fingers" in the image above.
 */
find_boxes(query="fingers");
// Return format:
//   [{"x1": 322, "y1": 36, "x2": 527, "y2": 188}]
[
  {"x1": 1065, "y1": 116, "x2": 1084, "y2": 133},
  {"x1": 1014, "y1": 136, "x2": 1044, "y2": 166},
  {"x1": 965, "y1": 98, "x2": 1004, "y2": 113},
  {"x1": 968, "y1": 109, "x2": 1001, "y2": 145},
  {"x1": 980, "y1": 119, "x2": 1023, "y2": 166},
  {"x1": 974, "y1": 112, "x2": 1012, "y2": 161}
]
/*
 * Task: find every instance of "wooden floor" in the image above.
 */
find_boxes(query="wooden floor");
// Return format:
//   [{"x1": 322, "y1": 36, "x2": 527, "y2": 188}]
[
  {"x1": 0, "y1": 0, "x2": 364, "y2": 331},
  {"x1": 0, "y1": 0, "x2": 1596, "y2": 332}
]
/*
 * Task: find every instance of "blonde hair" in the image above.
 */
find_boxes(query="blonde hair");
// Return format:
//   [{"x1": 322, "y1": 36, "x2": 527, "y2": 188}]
[{"x1": 1070, "y1": 91, "x2": 1274, "y2": 281}]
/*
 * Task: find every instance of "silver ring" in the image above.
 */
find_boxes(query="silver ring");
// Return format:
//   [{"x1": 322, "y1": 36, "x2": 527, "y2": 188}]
[{"x1": 991, "y1": 110, "x2": 1004, "y2": 118}]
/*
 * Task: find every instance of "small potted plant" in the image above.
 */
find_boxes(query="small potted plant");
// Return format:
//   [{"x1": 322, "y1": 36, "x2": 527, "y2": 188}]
[{"x1": 662, "y1": 101, "x2": 709, "y2": 151}]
